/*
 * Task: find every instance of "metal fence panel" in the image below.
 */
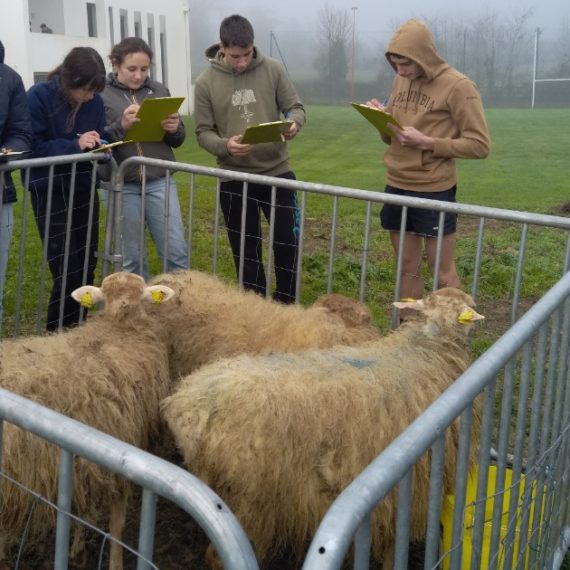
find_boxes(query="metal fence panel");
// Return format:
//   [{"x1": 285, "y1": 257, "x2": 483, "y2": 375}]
[{"x1": 1, "y1": 154, "x2": 570, "y2": 568}]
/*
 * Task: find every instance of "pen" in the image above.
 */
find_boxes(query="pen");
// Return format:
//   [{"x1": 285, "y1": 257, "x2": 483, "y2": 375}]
[{"x1": 124, "y1": 93, "x2": 133, "y2": 104}]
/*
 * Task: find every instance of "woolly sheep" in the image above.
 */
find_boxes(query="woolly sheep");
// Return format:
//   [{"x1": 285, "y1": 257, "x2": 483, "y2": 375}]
[
  {"x1": 0, "y1": 272, "x2": 174, "y2": 570},
  {"x1": 161, "y1": 287, "x2": 484, "y2": 568},
  {"x1": 148, "y1": 269, "x2": 381, "y2": 380}
]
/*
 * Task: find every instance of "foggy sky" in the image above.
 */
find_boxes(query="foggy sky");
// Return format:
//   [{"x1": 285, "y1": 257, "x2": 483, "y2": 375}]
[
  {"x1": 189, "y1": 0, "x2": 570, "y2": 80},
  {"x1": 191, "y1": 0, "x2": 569, "y2": 45}
]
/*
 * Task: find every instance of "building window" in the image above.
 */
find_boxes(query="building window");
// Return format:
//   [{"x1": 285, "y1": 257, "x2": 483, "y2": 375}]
[
  {"x1": 147, "y1": 14, "x2": 156, "y2": 79},
  {"x1": 160, "y1": 32, "x2": 168, "y2": 86},
  {"x1": 120, "y1": 10, "x2": 128, "y2": 40},
  {"x1": 87, "y1": 3, "x2": 97, "y2": 38},
  {"x1": 108, "y1": 7, "x2": 114, "y2": 45},
  {"x1": 160, "y1": 15, "x2": 168, "y2": 86},
  {"x1": 33, "y1": 72, "x2": 49, "y2": 84},
  {"x1": 134, "y1": 11, "x2": 142, "y2": 38}
]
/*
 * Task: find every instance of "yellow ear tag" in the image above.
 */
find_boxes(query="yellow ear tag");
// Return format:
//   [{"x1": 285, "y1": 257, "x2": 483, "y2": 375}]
[
  {"x1": 400, "y1": 297, "x2": 416, "y2": 302},
  {"x1": 150, "y1": 290, "x2": 166, "y2": 304},
  {"x1": 79, "y1": 291, "x2": 95, "y2": 309},
  {"x1": 458, "y1": 309, "x2": 474, "y2": 325}
]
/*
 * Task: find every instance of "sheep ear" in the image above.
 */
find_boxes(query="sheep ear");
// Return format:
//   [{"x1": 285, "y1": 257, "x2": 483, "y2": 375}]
[
  {"x1": 457, "y1": 305, "x2": 485, "y2": 324},
  {"x1": 143, "y1": 285, "x2": 175, "y2": 304},
  {"x1": 71, "y1": 285, "x2": 104, "y2": 309},
  {"x1": 393, "y1": 298, "x2": 425, "y2": 311}
]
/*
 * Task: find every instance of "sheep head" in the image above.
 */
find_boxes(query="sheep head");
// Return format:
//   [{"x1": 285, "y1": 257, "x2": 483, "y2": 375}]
[
  {"x1": 393, "y1": 287, "x2": 484, "y2": 338},
  {"x1": 71, "y1": 272, "x2": 175, "y2": 322}
]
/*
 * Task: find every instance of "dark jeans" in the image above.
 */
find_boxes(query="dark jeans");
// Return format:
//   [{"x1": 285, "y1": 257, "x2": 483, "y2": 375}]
[
  {"x1": 220, "y1": 171, "x2": 299, "y2": 303},
  {"x1": 30, "y1": 176, "x2": 99, "y2": 331}
]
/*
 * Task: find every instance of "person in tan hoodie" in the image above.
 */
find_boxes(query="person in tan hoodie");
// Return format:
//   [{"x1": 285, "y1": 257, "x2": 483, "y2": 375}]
[{"x1": 367, "y1": 19, "x2": 490, "y2": 300}]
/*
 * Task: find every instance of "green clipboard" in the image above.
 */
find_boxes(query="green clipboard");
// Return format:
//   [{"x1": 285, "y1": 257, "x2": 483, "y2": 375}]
[
  {"x1": 351, "y1": 103, "x2": 402, "y2": 137},
  {"x1": 91, "y1": 140, "x2": 133, "y2": 153},
  {"x1": 241, "y1": 120, "x2": 294, "y2": 144},
  {"x1": 125, "y1": 96, "x2": 185, "y2": 142}
]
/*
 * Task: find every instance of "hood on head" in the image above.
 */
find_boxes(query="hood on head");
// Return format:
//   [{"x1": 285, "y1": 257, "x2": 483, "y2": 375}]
[
  {"x1": 385, "y1": 19, "x2": 447, "y2": 81},
  {"x1": 0, "y1": 41, "x2": 5, "y2": 64}
]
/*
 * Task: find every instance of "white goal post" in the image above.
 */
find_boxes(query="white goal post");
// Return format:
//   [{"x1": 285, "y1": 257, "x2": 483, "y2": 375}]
[{"x1": 532, "y1": 27, "x2": 570, "y2": 108}]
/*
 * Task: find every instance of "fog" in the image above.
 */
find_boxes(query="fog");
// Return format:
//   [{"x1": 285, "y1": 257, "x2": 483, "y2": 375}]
[{"x1": 189, "y1": 0, "x2": 570, "y2": 107}]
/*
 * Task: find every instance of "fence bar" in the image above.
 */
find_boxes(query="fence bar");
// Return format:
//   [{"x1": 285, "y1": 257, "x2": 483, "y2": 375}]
[
  {"x1": 352, "y1": 514, "x2": 371, "y2": 570},
  {"x1": 358, "y1": 201, "x2": 372, "y2": 302},
  {"x1": 0, "y1": 388, "x2": 259, "y2": 570},
  {"x1": 423, "y1": 436, "x2": 445, "y2": 570},
  {"x1": 238, "y1": 182, "x2": 249, "y2": 290},
  {"x1": 265, "y1": 186, "x2": 277, "y2": 297},
  {"x1": 487, "y1": 359, "x2": 517, "y2": 570},
  {"x1": 326, "y1": 196, "x2": 339, "y2": 294},
  {"x1": 470, "y1": 376, "x2": 497, "y2": 569},
  {"x1": 136, "y1": 488, "x2": 158, "y2": 570},
  {"x1": 54, "y1": 449, "x2": 73, "y2": 568},
  {"x1": 510, "y1": 223, "x2": 529, "y2": 325},
  {"x1": 186, "y1": 173, "x2": 196, "y2": 268},
  {"x1": 295, "y1": 190, "x2": 307, "y2": 303},
  {"x1": 431, "y1": 212, "x2": 445, "y2": 290},
  {"x1": 393, "y1": 470, "x2": 412, "y2": 569},
  {"x1": 502, "y1": 342, "x2": 533, "y2": 569}
]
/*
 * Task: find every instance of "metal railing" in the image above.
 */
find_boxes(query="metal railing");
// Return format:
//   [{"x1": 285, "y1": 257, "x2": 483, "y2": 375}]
[
  {"x1": 0, "y1": 388, "x2": 258, "y2": 569},
  {"x1": 301, "y1": 269, "x2": 570, "y2": 569},
  {"x1": 1, "y1": 154, "x2": 570, "y2": 568}
]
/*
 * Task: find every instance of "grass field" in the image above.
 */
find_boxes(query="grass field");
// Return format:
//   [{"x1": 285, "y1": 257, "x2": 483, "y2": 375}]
[{"x1": 5, "y1": 105, "x2": 570, "y2": 337}]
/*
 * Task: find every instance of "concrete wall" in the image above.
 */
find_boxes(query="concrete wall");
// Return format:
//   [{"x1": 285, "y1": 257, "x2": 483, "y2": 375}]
[{"x1": 0, "y1": 0, "x2": 193, "y2": 114}]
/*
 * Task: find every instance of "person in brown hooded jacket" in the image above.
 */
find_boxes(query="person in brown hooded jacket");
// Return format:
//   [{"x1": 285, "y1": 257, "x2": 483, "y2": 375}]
[{"x1": 367, "y1": 19, "x2": 490, "y2": 300}]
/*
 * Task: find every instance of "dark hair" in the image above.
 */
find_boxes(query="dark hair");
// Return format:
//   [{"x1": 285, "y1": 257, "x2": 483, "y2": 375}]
[
  {"x1": 109, "y1": 37, "x2": 153, "y2": 66},
  {"x1": 49, "y1": 47, "x2": 106, "y2": 94},
  {"x1": 219, "y1": 15, "x2": 254, "y2": 48}
]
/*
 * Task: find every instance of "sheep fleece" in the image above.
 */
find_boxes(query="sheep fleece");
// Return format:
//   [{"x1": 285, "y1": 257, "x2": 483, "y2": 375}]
[{"x1": 162, "y1": 318, "x2": 480, "y2": 562}]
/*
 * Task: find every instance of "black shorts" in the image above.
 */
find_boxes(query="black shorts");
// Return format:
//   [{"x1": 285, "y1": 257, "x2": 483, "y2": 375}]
[{"x1": 380, "y1": 185, "x2": 457, "y2": 237}]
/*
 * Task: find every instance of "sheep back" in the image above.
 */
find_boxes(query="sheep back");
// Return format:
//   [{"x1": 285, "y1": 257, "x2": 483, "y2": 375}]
[{"x1": 148, "y1": 270, "x2": 380, "y2": 380}]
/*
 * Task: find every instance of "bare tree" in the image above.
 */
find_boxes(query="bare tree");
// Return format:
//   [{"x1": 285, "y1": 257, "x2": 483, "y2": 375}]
[{"x1": 314, "y1": 4, "x2": 352, "y2": 85}]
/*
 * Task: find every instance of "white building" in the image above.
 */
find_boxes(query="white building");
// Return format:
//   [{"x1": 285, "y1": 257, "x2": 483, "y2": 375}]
[{"x1": 0, "y1": 0, "x2": 193, "y2": 114}]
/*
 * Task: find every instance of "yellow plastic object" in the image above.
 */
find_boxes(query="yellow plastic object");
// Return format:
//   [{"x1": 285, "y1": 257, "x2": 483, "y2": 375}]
[{"x1": 440, "y1": 465, "x2": 542, "y2": 569}]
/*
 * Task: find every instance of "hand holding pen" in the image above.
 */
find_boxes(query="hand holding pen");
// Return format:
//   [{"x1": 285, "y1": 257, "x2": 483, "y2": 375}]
[
  {"x1": 121, "y1": 95, "x2": 141, "y2": 132},
  {"x1": 76, "y1": 131, "x2": 102, "y2": 151},
  {"x1": 366, "y1": 98, "x2": 388, "y2": 111}
]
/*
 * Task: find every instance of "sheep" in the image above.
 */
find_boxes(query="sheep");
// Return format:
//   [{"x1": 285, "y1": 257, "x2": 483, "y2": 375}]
[
  {"x1": 147, "y1": 269, "x2": 381, "y2": 381},
  {"x1": 161, "y1": 287, "x2": 484, "y2": 568},
  {"x1": 0, "y1": 272, "x2": 175, "y2": 570}
]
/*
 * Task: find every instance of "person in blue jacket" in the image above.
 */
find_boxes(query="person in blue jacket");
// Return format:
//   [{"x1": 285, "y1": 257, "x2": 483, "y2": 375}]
[
  {"x1": 0, "y1": 40, "x2": 32, "y2": 326},
  {"x1": 26, "y1": 47, "x2": 106, "y2": 331}
]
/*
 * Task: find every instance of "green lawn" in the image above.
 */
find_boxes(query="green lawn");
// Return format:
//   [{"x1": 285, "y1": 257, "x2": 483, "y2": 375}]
[
  {"x1": 176, "y1": 106, "x2": 570, "y2": 212},
  {"x1": 5, "y1": 105, "x2": 570, "y2": 337}
]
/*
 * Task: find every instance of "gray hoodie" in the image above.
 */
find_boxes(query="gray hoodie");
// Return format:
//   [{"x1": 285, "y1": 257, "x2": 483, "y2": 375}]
[{"x1": 101, "y1": 73, "x2": 185, "y2": 183}]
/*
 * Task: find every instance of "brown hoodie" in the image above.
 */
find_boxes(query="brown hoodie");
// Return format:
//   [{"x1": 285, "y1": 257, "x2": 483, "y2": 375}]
[{"x1": 383, "y1": 19, "x2": 490, "y2": 192}]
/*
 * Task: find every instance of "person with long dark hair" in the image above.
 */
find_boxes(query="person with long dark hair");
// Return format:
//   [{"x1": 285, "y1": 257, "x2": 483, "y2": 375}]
[{"x1": 26, "y1": 47, "x2": 106, "y2": 331}]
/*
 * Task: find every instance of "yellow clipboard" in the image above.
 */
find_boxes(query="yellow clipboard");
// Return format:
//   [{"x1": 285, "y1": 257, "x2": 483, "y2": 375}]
[
  {"x1": 351, "y1": 103, "x2": 402, "y2": 137},
  {"x1": 125, "y1": 96, "x2": 185, "y2": 142},
  {"x1": 91, "y1": 140, "x2": 133, "y2": 153},
  {"x1": 241, "y1": 120, "x2": 294, "y2": 144}
]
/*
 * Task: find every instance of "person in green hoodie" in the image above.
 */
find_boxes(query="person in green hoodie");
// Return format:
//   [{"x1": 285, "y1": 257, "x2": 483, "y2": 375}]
[
  {"x1": 193, "y1": 14, "x2": 306, "y2": 304},
  {"x1": 367, "y1": 19, "x2": 490, "y2": 301}
]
